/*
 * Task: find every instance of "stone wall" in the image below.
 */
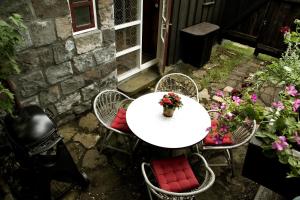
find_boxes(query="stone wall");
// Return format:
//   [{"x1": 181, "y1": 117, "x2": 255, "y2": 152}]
[{"x1": 0, "y1": 0, "x2": 117, "y2": 124}]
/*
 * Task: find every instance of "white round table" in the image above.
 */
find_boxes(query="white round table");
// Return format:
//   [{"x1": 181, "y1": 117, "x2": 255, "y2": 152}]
[{"x1": 126, "y1": 92, "x2": 211, "y2": 148}]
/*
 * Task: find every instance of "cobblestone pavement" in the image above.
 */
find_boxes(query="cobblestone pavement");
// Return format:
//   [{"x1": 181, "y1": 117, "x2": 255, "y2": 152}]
[{"x1": 0, "y1": 43, "x2": 284, "y2": 200}]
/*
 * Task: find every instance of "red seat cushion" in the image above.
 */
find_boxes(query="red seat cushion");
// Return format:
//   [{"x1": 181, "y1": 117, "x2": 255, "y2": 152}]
[
  {"x1": 111, "y1": 108, "x2": 131, "y2": 133},
  {"x1": 151, "y1": 155, "x2": 200, "y2": 193}
]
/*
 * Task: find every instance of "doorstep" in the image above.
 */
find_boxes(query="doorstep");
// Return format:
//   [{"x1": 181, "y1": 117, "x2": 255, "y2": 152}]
[{"x1": 117, "y1": 67, "x2": 161, "y2": 97}]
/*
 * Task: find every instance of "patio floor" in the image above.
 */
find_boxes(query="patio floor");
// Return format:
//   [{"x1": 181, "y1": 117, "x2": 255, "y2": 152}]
[{"x1": 0, "y1": 41, "x2": 286, "y2": 200}]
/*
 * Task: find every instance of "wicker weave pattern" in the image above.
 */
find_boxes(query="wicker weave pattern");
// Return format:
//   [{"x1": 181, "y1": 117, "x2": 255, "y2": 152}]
[
  {"x1": 141, "y1": 154, "x2": 215, "y2": 200},
  {"x1": 93, "y1": 90, "x2": 139, "y2": 154},
  {"x1": 155, "y1": 73, "x2": 199, "y2": 102}
]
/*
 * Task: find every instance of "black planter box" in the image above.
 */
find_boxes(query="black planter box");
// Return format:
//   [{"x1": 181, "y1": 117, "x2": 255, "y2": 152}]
[{"x1": 242, "y1": 137, "x2": 300, "y2": 199}]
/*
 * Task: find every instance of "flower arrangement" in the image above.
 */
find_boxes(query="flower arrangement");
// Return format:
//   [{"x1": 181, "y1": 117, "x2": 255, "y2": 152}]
[
  {"x1": 204, "y1": 89, "x2": 264, "y2": 145},
  {"x1": 159, "y1": 92, "x2": 183, "y2": 117},
  {"x1": 159, "y1": 92, "x2": 183, "y2": 109}
]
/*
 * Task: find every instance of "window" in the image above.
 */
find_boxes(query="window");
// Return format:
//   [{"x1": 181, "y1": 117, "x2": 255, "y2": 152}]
[{"x1": 69, "y1": 0, "x2": 97, "y2": 33}]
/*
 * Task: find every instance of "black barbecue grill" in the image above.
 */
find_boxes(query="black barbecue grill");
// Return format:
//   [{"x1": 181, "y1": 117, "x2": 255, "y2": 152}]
[{"x1": 3, "y1": 105, "x2": 89, "y2": 200}]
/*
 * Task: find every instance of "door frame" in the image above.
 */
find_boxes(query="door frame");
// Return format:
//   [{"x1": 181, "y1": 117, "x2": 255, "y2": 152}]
[{"x1": 116, "y1": 0, "x2": 172, "y2": 82}]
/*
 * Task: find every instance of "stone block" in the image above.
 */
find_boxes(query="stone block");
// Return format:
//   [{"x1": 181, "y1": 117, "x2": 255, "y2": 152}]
[
  {"x1": 102, "y1": 28, "x2": 115, "y2": 46},
  {"x1": 198, "y1": 88, "x2": 210, "y2": 101},
  {"x1": 61, "y1": 76, "x2": 85, "y2": 95},
  {"x1": 66, "y1": 142, "x2": 85, "y2": 164},
  {"x1": 99, "y1": 6, "x2": 114, "y2": 29},
  {"x1": 19, "y1": 95, "x2": 40, "y2": 107},
  {"x1": 17, "y1": 46, "x2": 54, "y2": 69},
  {"x1": 55, "y1": 15, "x2": 72, "y2": 40},
  {"x1": 0, "y1": 0, "x2": 33, "y2": 21},
  {"x1": 39, "y1": 85, "x2": 61, "y2": 105},
  {"x1": 31, "y1": 0, "x2": 69, "y2": 19},
  {"x1": 74, "y1": 30, "x2": 102, "y2": 54},
  {"x1": 29, "y1": 20, "x2": 57, "y2": 47},
  {"x1": 73, "y1": 53, "x2": 96, "y2": 73},
  {"x1": 93, "y1": 45, "x2": 116, "y2": 65},
  {"x1": 98, "y1": 0, "x2": 113, "y2": 8},
  {"x1": 45, "y1": 62, "x2": 73, "y2": 84},
  {"x1": 73, "y1": 101, "x2": 91, "y2": 114},
  {"x1": 16, "y1": 26, "x2": 33, "y2": 51},
  {"x1": 59, "y1": 125, "x2": 77, "y2": 143},
  {"x1": 97, "y1": 72, "x2": 117, "y2": 90},
  {"x1": 98, "y1": 61, "x2": 117, "y2": 77},
  {"x1": 55, "y1": 92, "x2": 82, "y2": 114},
  {"x1": 81, "y1": 83, "x2": 100, "y2": 101},
  {"x1": 18, "y1": 71, "x2": 48, "y2": 97},
  {"x1": 53, "y1": 39, "x2": 75, "y2": 64}
]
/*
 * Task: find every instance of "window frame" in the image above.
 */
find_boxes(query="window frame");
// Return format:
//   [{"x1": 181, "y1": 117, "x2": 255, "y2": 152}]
[{"x1": 69, "y1": 0, "x2": 97, "y2": 34}]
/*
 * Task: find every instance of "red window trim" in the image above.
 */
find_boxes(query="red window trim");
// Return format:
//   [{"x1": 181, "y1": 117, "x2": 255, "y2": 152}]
[{"x1": 69, "y1": 0, "x2": 96, "y2": 32}]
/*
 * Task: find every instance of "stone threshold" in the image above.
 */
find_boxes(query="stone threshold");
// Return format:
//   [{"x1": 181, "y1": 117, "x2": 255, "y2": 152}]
[{"x1": 117, "y1": 66, "x2": 161, "y2": 97}]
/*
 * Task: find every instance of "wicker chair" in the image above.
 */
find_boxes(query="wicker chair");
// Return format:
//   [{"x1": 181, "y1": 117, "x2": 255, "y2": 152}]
[
  {"x1": 141, "y1": 153, "x2": 215, "y2": 200},
  {"x1": 155, "y1": 73, "x2": 199, "y2": 101},
  {"x1": 93, "y1": 89, "x2": 139, "y2": 155},
  {"x1": 197, "y1": 110, "x2": 257, "y2": 175}
]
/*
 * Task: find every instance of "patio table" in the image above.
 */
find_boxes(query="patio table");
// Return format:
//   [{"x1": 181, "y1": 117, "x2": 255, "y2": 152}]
[{"x1": 126, "y1": 92, "x2": 211, "y2": 149}]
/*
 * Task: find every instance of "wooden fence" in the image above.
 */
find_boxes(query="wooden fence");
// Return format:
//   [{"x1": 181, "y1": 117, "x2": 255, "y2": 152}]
[{"x1": 167, "y1": 0, "x2": 300, "y2": 65}]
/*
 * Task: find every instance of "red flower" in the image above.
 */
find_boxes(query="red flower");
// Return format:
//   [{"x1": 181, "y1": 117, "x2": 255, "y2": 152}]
[
  {"x1": 280, "y1": 26, "x2": 290, "y2": 34},
  {"x1": 162, "y1": 97, "x2": 173, "y2": 105}
]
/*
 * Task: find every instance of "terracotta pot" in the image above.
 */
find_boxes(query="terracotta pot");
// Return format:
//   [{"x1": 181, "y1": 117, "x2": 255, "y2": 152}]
[{"x1": 163, "y1": 107, "x2": 175, "y2": 117}]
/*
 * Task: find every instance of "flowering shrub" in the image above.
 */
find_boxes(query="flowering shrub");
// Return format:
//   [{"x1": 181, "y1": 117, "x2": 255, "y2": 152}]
[
  {"x1": 159, "y1": 92, "x2": 183, "y2": 109},
  {"x1": 256, "y1": 84, "x2": 300, "y2": 177},
  {"x1": 251, "y1": 19, "x2": 300, "y2": 177},
  {"x1": 205, "y1": 89, "x2": 264, "y2": 145}
]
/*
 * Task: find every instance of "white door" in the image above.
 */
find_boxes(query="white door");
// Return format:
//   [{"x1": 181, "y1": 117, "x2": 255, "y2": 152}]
[{"x1": 114, "y1": 0, "x2": 168, "y2": 82}]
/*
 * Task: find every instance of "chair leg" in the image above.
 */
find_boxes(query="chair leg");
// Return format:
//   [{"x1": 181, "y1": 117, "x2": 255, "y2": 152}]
[
  {"x1": 225, "y1": 149, "x2": 234, "y2": 177},
  {"x1": 98, "y1": 131, "x2": 109, "y2": 154},
  {"x1": 146, "y1": 186, "x2": 153, "y2": 200}
]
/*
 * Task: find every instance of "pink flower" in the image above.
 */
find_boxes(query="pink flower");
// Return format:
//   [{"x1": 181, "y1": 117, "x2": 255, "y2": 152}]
[
  {"x1": 220, "y1": 102, "x2": 227, "y2": 110},
  {"x1": 225, "y1": 112, "x2": 234, "y2": 120},
  {"x1": 272, "y1": 136, "x2": 289, "y2": 151},
  {"x1": 294, "y1": 133, "x2": 300, "y2": 145},
  {"x1": 272, "y1": 101, "x2": 285, "y2": 111},
  {"x1": 286, "y1": 85, "x2": 298, "y2": 97},
  {"x1": 216, "y1": 90, "x2": 224, "y2": 97},
  {"x1": 293, "y1": 99, "x2": 300, "y2": 112},
  {"x1": 232, "y1": 96, "x2": 241, "y2": 105},
  {"x1": 220, "y1": 125, "x2": 229, "y2": 133},
  {"x1": 210, "y1": 102, "x2": 219, "y2": 110},
  {"x1": 251, "y1": 93, "x2": 257, "y2": 103}
]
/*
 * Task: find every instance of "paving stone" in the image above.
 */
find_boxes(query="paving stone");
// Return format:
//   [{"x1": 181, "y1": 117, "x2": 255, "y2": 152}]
[
  {"x1": 225, "y1": 79, "x2": 238, "y2": 88},
  {"x1": 223, "y1": 86, "x2": 234, "y2": 93},
  {"x1": 55, "y1": 15, "x2": 72, "y2": 40},
  {"x1": 212, "y1": 95, "x2": 224, "y2": 103},
  {"x1": 66, "y1": 142, "x2": 85, "y2": 164},
  {"x1": 198, "y1": 88, "x2": 210, "y2": 102},
  {"x1": 228, "y1": 74, "x2": 243, "y2": 81},
  {"x1": 82, "y1": 149, "x2": 107, "y2": 169},
  {"x1": 73, "y1": 133, "x2": 100, "y2": 149},
  {"x1": 79, "y1": 113, "x2": 99, "y2": 132},
  {"x1": 45, "y1": 62, "x2": 73, "y2": 84},
  {"x1": 29, "y1": 20, "x2": 56, "y2": 47},
  {"x1": 220, "y1": 54, "x2": 229, "y2": 60},
  {"x1": 59, "y1": 125, "x2": 77, "y2": 142},
  {"x1": 61, "y1": 190, "x2": 80, "y2": 200},
  {"x1": 75, "y1": 31, "x2": 102, "y2": 54},
  {"x1": 260, "y1": 93, "x2": 273, "y2": 106},
  {"x1": 192, "y1": 70, "x2": 207, "y2": 78}
]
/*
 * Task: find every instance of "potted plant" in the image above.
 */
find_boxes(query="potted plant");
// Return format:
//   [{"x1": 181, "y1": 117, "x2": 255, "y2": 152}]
[
  {"x1": 241, "y1": 19, "x2": 300, "y2": 198},
  {"x1": 159, "y1": 92, "x2": 183, "y2": 117}
]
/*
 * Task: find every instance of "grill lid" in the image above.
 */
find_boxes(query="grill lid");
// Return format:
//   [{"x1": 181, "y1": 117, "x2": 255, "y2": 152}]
[{"x1": 5, "y1": 105, "x2": 62, "y2": 155}]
